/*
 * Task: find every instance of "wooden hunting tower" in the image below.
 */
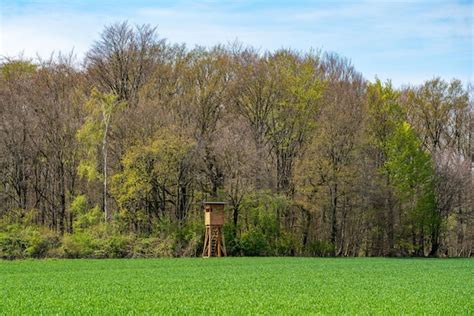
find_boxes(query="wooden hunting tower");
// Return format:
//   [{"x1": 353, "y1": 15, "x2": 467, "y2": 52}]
[{"x1": 202, "y1": 202, "x2": 227, "y2": 257}]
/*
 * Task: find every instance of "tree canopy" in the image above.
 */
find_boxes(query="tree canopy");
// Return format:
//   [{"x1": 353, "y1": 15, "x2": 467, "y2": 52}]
[{"x1": 0, "y1": 22, "x2": 472, "y2": 258}]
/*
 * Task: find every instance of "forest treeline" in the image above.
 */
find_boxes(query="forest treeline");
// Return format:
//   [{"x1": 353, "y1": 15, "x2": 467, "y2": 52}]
[{"x1": 0, "y1": 22, "x2": 472, "y2": 259}]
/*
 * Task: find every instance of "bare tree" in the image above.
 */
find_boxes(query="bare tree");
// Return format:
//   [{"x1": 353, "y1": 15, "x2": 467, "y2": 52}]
[{"x1": 85, "y1": 22, "x2": 162, "y2": 106}]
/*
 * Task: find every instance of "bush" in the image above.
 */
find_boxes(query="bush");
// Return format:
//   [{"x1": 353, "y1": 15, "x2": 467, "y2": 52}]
[
  {"x1": 0, "y1": 231, "x2": 28, "y2": 259},
  {"x1": 180, "y1": 232, "x2": 201, "y2": 257},
  {"x1": 241, "y1": 230, "x2": 269, "y2": 256},
  {"x1": 128, "y1": 236, "x2": 176, "y2": 258},
  {"x1": 0, "y1": 225, "x2": 61, "y2": 259},
  {"x1": 25, "y1": 229, "x2": 60, "y2": 258},
  {"x1": 176, "y1": 218, "x2": 204, "y2": 257},
  {"x1": 237, "y1": 191, "x2": 293, "y2": 256},
  {"x1": 153, "y1": 235, "x2": 176, "y2": 257},
  {"x1": 104, "y1": 235, "x2": 133, "y2": 258},
  {"x1": 276, "y1": 232, "x2": 299, "y2": 256},
  {"x1": 130, "y1": 237, "x2": 156, "y2": 258},
  {"x1": 223, "y1": 225, "x2": 243, "y2": 256},
  {"x1": 307, "y1": 240, "x2": 335, "y2": 257},
  {"x1": 61, "y1": 232, "x2": 99, "y2": 258}
]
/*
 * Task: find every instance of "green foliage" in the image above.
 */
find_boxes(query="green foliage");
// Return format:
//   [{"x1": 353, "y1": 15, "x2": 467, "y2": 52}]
[
  {"x1": 84, "y1": 88, "x2": 127, "y2": 119},
  {"x1": 385, "y1": 121, "x2": 438, "y2": 245},
  {"x1": 0, "y1": 225, "x2": 60, "y2": 259},
  {"x1": 306, "y1": 240, "x2": 336, "y2": 257},
  {"x1": 365, "y1": 79, "x2": 441, "y2": 254},
  {"x1": 112, "y1": 128, "x2": 195, "y2": 232},
  {"x1": 385, "y1": 122, "x2": 432, "y2": 191},
  {"x1": 222, "y1": 224, "x2": 242, "y2": 255},
  {"x1": 0, "y1": 206, "x2": 202, "y2": 259},
  {"x1": 24, "y1": 229, "x2": 60, "y2": 258},
  {"x1": 63, "y1": 234, "x2": 170, "y2": 259},
  {"x1": 365, "y1": 78, "x2": 445, "y2": 255},
  {"x1": 269, "y1": 51, "x2": 324, "y2": 139},
  {"x1": 76, "y1": 88, "x2": 126, "y2": 182},
  {"x1": 367, "y1": 78, "x2": 405, "y2": 155},
  {"x1": 129, "y1": 236, "x2": 175, "y2": 258},
  {"x1": 61, "y1": 232, "x2": 99, "y2": 258},
  {"x1": 69, "y1": 195, "x2": 103, "y2": 232},
  {"x1": 240, "y1": 230, "x2": 269, "y2": 256},
  {"x1": 231, "y1": 191, "x2": 300, "y2": 256},
  {"x1": 102, "y1": 235, "x2": 131, "y2": 258},
  {"x1": 385, "y1": 122, "x2": 435, "y2": 204},
  {"x1": 177, "y1": 217, "x2": 205, "y2": 257},
  {"x1": 265, "y1": 51, "x2": 325, "y2": 186},
  {"x1": 69, "y1": 194, "x2": 88, "y2": 214},
  {"x1": 0, "y1": 60, "x2": 36, "y2": 80},
  {"x1": 73, "y1": 206, "x2": 103, "y2": 232},
  {"x1": 76, "y1": 119, "x2": 102, "y2": 181},
  {"x1": 0, "y1": 225, "x2": 28, "y2": 259}
]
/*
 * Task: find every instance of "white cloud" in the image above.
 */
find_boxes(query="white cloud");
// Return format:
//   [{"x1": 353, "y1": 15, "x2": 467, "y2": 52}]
[{"x1": 0, "y1": 0, "x2": 471, "y2": 86}]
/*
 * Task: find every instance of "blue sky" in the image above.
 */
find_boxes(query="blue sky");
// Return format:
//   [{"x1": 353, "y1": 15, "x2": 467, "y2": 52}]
[{"x1": 0, "y1": 0, "x2": 472, "y2": 86}]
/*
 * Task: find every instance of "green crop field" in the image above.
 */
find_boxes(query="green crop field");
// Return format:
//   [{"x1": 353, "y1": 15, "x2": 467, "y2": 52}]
[{"x1": 0, "y1": 258, "x2": 472, "y2": 314}]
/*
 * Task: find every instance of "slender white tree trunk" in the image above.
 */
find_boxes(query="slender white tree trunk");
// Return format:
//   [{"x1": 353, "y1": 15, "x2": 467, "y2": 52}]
[{"x1": 103, "y1": 116, "x2": 110, "y2": 222}]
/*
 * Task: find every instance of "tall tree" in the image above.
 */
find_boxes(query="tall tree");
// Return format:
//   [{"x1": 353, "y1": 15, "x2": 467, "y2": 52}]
[
  {"x1": 384, "y1": 121, "x2": 437, "y2": 255},
  {"x1": 232, "y1": 50, "x2": 278, "y2": 189},
  {"x1": 296, "y1": 54, "x2": 365, "y2": 255},
  {"x1": 86, "y1": 22, "x2": 162, "y2": 106},
  {"x1": 366, "y1": 79, "x2": 404, "y2": 256},
  {"x1": 187, "y1": 47, "x2": 231, "y2": 197},
  {"x1": 404, "y1": 78, "x2": 471, "y2": 255},
  {"x1": 77, "y1": 89, "x2": 125, "y2": 222},
  {"x1": 266, "y1": 50, "x2": 324, "y2": 194}
]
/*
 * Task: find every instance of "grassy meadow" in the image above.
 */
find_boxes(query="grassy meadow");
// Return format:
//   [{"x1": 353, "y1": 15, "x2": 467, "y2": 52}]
[{"x1": 0, "y1": 258, "x2": 472, "y2": 314}]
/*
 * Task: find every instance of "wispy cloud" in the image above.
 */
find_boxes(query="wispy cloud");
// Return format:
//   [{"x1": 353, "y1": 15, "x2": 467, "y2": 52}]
[{"x1": 0, "y1": 0, "x2": 472, "y2": 86}]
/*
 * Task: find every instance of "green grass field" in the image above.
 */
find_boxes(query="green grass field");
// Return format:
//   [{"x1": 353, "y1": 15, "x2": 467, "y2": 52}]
[{"x1": 0, "y1": 258, "x2": 472, "y2": 314}]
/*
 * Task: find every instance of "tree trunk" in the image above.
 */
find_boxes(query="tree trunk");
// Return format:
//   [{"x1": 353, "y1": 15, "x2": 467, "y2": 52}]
[
  {"x1": 386, "y1": 174, "x2": 395, "y2": 256},
  {"x1": 233, "y1": 205, "x2": 239, "y2": 227},
  {"x1": 331, "y1": 183, "x2": 338, "y2": 254},
  {"x1": 429, "y1": 222, "x2": 440, "y2": 257},
  {"x1": 58, "y1": 159, "x2": 66, "y2": 234},
  {"x1": 102, "y1": 121, "x2": 109, "y2": 222},
  {"x1": 302, "y1": 207, "x2": 311, "y2": 249}
]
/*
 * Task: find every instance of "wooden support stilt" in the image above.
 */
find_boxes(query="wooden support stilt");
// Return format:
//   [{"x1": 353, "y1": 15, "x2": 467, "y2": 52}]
[
  {"x1": 221, "y1": 227, "x2": 227, "y2": 256},
  {"x1": 207, "y1": 226, "x2": 213, "y2": 257},
  {"x1": 202, "y1": 226, "x2": 209, "y2": 257},
  {"x1": 217, "y1": 227, "x2": 221, "y2": 257}
]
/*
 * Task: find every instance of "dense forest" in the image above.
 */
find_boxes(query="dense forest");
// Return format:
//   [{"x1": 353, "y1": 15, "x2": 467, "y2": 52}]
[{"x1": 0, "y1": 22, "x2": 472, "y2": 259}]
